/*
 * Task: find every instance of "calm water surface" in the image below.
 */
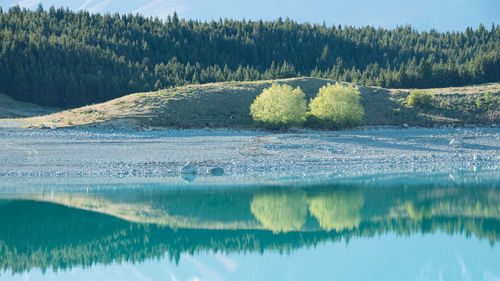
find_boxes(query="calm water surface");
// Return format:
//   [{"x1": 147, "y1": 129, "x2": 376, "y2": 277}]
[{"x1": 1, "y1": 175, "x2": 500, "y2": 281}]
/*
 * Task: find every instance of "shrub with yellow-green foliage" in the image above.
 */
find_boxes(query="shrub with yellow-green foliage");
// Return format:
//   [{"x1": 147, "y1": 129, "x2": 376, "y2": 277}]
[
  {"x1": 308, "y1": 84, "x2": 364, "y2": 129},
  {"x1": 250, "y1": 84, "x2": 307, "y2": 127},
  {"x1": 406, "y1": 90, "x2": 434, "y2": 110}
]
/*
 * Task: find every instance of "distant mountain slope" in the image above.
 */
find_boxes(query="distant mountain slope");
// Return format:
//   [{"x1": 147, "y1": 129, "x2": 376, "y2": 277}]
[{"x1": 22, "y1": 78, "x2": 500, "y2": 129}]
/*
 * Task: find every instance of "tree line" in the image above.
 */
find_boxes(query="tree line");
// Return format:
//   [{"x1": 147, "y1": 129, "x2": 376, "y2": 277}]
[{"x1": 0, "y1": 5, "x2": 499, "y2": 108}]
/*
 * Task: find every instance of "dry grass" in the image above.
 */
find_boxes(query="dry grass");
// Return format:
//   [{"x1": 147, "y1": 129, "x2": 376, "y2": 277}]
[
  {"x1": 388, "y1": 83, "x2": 500, "y2": 126},
  {"x1": 8, "y1": 78, "x2": 499, "y2": 129}
]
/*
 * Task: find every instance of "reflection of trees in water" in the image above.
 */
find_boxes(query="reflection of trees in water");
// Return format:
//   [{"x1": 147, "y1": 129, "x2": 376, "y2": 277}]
[
  {"x1": 250, "y1": 191, "x2": 308, "y2": 233},
  {"x1": 2, "y1": 184, "x2": 500, "y2": 273},
  {"x1": 309, "y1": 190, "x2": 364, "y2": 231},
  {"x1": 0, "y1": 200, "x2": 11, "y2": 208},
  {"x1": 250, "y1": 189, "x2": 364, "y2": 232},
  {"x1": 0, "y1": 200, "x2": 348, "y2": 274}
]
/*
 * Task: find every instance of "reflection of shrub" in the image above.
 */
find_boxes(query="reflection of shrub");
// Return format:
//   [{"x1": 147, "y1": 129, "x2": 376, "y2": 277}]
[
  {"x1": 406, "y1": 90, "x2": 434, "y2": 110},
  {"x1": 308, "y1": 190, "x2": 364, "y2": 231},
  {"x1": 250, "y1": 191, "x2": 307, "y2": 233},
  {"x1": 406, "y1": 203, "x2": 424, "y2": 220},
  {"x1": 250, "y1": 84, "x2": 307, "y2": 128},
  {"x1": 308, "y1": 84, "x2": 364, "y2": 129}
]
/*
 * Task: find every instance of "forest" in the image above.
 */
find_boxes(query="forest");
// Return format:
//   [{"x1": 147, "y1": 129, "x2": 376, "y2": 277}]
[{"x1": 0, "y1": 5, "x2": 499, "y2": 108}]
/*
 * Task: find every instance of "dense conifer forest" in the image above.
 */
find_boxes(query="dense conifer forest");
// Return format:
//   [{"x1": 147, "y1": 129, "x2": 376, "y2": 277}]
[{"x1": 0, "y1": 6, "x2": 499, "y2": 107}]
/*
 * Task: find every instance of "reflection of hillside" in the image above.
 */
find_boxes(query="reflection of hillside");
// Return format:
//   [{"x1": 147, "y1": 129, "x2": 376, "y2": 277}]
[
  {"x1": 29, "y1": 190, "x2": 262, "y2": 230},
  {"x1": 404, "y1": 189, "x2": 500, "y2": 220},
  {"x1": 1, "y1": 183, "x2": 500, "y2": 273},
  {"x1": 30, "y1": 184, "x2": 500, "y2": 234}
]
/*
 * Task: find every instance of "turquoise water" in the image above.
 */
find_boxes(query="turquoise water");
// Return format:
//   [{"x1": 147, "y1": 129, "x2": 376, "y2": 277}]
[{"x1": 1, "y1": 175, "x2": 500, "y2": 281}]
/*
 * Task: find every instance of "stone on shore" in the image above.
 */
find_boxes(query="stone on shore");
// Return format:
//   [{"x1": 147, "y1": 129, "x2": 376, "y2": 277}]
[
  {"x1": 181, "y1": 161, "x2": 198, "y2": 174},
  {"x1": 210, "y1": 167, "x2": 225, "y2": 176}
]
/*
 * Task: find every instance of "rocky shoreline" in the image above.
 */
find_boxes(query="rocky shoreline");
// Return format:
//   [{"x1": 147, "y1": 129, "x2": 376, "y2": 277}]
[{"x1": 1, "y1": 126, "x2": 499, "y2": 185}]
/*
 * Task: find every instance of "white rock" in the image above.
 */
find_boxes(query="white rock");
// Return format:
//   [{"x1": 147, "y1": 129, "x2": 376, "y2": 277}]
[
  {"x1": 402, "y1": 123, "x2": 409, "y2": 128},
  {"x1": 50, "y1": 125, "x2": 57, "y2": 130},
  {"x1": 181, "y1": 161, "x2": 198, "y2": 174}
]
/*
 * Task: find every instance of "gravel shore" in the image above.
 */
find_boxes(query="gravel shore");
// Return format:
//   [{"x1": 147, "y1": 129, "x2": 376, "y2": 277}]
[{"x1": 1, "y1": 125, "x2": 499, "y2": 186}]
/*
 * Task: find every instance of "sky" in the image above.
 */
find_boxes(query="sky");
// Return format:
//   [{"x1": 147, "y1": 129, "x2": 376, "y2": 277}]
[
  {"x1": 1, "y1": 0, "x2": 499, "y2": 32},
  {"x1": 3, "y1": 233, "x2": 500, "y2": 281}
]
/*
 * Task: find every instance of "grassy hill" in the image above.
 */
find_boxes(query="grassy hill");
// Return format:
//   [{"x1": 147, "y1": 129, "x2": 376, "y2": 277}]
[{"x1": 14, "y1": 77, "x2": 500, "y2": 129}]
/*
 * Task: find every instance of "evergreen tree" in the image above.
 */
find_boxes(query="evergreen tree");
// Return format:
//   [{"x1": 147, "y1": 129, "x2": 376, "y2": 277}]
[{"x1": 0, "y1": 7, "x2": 498, "y2": 108}]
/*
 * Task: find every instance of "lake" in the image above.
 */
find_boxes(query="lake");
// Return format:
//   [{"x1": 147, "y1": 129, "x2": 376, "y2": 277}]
[
  {"x1": 0, "y1": 172, "x2": 500, "y2": 281},
  {"x1": 1, "y1": 127, "x2": 500, "y2": 280}
]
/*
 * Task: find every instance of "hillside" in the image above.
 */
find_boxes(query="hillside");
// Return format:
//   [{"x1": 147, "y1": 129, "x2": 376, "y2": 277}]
[
  {"x1": 1, "y1": 8, "x2": 499, "y2": 108},
  {"x1": 0, "y1": 93, "x2": 58, "y2": 118},
  {"x1": 22, "y1": 77, "x2": 500, "y2": 129}
]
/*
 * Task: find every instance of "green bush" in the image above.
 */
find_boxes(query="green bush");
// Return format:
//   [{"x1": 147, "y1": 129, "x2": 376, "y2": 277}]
[
  {"x1": 250, "y1": 84, "x2": 307, "y2": 128},
  {"x1": 308, "y1": 84, "x2": 364, "y2": 129},
  {"x1": 407, "y1": 90, "x2": 434, "y2": 110},
  {"x1": 475, "y1": 92, "x2": 495, "y2": 112}
]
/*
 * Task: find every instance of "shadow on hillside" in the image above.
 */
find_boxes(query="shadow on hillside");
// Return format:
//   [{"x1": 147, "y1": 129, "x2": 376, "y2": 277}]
[
  {"x1": 151, "y1": 78, "x2": 334, "y2": 127},
  {"x1": 359, "y1": 87, "x2": 442, "y2": 126},
  {"x1": 148, "y1": 81, "x2": 450, "y2": 128},
  {"x1": 0, "y1": 93, "x2": 61, "y2": 119}
]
